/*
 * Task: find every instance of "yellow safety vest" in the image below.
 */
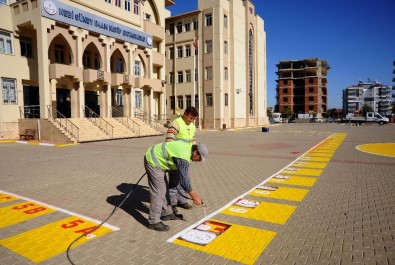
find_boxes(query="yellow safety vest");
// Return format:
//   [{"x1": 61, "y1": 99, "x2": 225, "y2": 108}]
[
  {"x1": 145, "y1": 141, "x2": 191, "y2": 171},
  {"x1": 174, "y1": 116, "x2": 195, "y2": 147}
]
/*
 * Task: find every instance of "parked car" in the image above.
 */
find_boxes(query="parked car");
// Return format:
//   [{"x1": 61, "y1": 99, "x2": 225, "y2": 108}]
[{"x1": 327, "y1": 117, "x2": 335, "y2": 123}]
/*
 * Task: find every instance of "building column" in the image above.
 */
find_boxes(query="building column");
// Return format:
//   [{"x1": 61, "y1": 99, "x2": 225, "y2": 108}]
[
  {"x1": 123, "y1": 87, "x2": 132, "y2": 117},
  {"x1": 99, "y1": 84, "x2": 111, "y2": 117},
  {"x1": 50, "y1": 79, "x2": 57, "y2": 116}
]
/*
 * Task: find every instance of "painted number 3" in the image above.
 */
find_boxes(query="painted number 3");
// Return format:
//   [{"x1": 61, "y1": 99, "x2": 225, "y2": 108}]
[{"x1": 12, "y1": 203, "x2": 47, "y2": 214}]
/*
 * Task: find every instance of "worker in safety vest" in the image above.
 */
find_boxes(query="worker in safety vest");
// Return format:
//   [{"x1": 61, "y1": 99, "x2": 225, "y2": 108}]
[
  {"x1": 165, "y1": 107, "x2": 198, "y2": 213},
  {"x1": 144, "y1": 141, "x2": 208, "y2": 231}
]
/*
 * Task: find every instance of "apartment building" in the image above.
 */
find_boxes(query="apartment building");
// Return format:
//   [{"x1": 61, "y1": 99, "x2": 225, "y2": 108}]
[
  {"x1": 165, "y1": 0, "x2": 267, "y2": 129},
  {"x1": 342, "y1": 80, "x2": 392, "y2": 115},
  {"x1": 0, "y1": 0, "x2": 172, "y2": 139},
  {"x1": 275, "y1": 58, "x2": 330, "y2": 118}
]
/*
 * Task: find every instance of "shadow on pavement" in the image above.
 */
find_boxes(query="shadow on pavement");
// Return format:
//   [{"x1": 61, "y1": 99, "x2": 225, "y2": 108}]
[{"x1": 106, "y1": 183, "x2": 150, "y2": 227}]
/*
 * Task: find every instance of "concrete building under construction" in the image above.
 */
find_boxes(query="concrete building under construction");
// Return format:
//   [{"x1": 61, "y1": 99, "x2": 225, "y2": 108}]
[{"x1": 275, "y1": 58, "x2": 330, "y2": 118}]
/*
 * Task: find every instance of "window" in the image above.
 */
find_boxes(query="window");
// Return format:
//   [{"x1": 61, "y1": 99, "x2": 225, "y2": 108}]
[
  {"x1": 54, "y1": 44, "x2": 65, "y2": 64},
  {"x1": 309, "y1": 87, "x2": 314, "y2": 93},
  {"x1": 134, "y1": 60, "x2": 140, "y2": 76},
  {"x1": 125, "y1": 0, "x2": 130, "y2": 11},
  {"x1": 283, "y1": 80, "x2": 288, "y2": 84},
  {"x1": 186, "y1": 95, "x2": 191, "y2": 108},
  {"x1": 169, "y1": 72, "x2": 174, "y2": 84},
  {"x1": 115, "y1": 58, "x2": 123, "y2": 73},
  {"x1": 224, "y1": 41, "x2": 228, "y2": 54},
  {"x1": 185, "y1": 22, "x2": 190, "y2": 32},
  {"x1": 205, "y1": 67, "x2": 212, "y2": 80},
  {"x1": 20, "y1": 37, "x2": 33, "y2": 58},
  {"x1": 0, "y1": 31, "x2": 13, "y2": 55},
  {"x1": 283, "y1": 88, "x2": 288, "y2": 93},
  {"x1": 185, "y1": 70, "x2": 191, "y2": 82},
  {"x1": 177, "y1": 95, "x2": 184, "y2": 109},
  {"x1": 205, "y1": 40, "x2": 212, "y2": 53},
  {"x1": 283, "y1": 97, "x2": 288, "y2": 102},
  {"x1": 309, "y1": 96, "x2": 314, "y2": 101},
  {"x1": 170, "y1": 96, "x2": 175, "y2": 109},
  {"x1": 133, "y1": 0, "x2": 139, "y2": 15},
  {"x1": 309, "y1": 78, "x2": 314, "y2": 83},
  {"x1": 185, "y1": 45, "x2": 191, "y2": 57},
  {"x1": 206, "y1": 93, "x2": 213, "y2": 106},
  {"x1": 224, "y1": 67, "x2": 228, "y2": 80},
  {"x1": 2, "y1": 78, "x2": 17, "y2": 104},
  {"x1": 169, "y1": 24, "x2": 174, "y2": 35},
  {"x1": 309, "y1": 105, "x2": 314, "y2": 111},
  {"x1": 195, "y1": 95, "x2": 199, "y2": 108},
  {"x1": 116, "y1": 89, "x2": 123, "y2": 106},
  {"x1": 135, "y1": 90, "x2": 142, "y2": 108},
  {"x1": 94, "y1": 52, "x2": 100, "y2": 69},
  {"x1": 177, "y1": 22, "x2": 182, "y2": 33},
  {"x1": 83, "y1": 51, "x2": 91, "y2": 68},
  {"x1": 224, "y1": 15, "x2": 228, "y2": 28},
  {"x1": 195, "y1": 69, "x2": 198, "y2": 82},
  {"x1": 205, "y1": 14, "x2": 212, "y2": 27},
  {"x1": 177, "y1": 71, "x2": 183, "y2": 83},
  {"x1": 193, "y1": 19, "x2": 199, "y2": 30},
  {"x1": 115, "y1": 0, "x2": 121, "y2": 7},
  {"x1": 225, "y1": 93, "x2": 228, "y2": 106},
  {"x1": 169, "y1": 47, "x2": 174, "y2": 59},
  {"x1": 105, "y1": 0, "x2": 112, "y2": 3},
  {"x1": 177, "y1": 46, "x2": 183, "y2": 58},
  {"x1": 145, "y1": 13, "x2": 151, "y2": 21}
]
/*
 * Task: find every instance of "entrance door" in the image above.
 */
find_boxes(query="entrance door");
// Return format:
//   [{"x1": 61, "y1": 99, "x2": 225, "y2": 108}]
[
  {"x1": 56, "y1": 88, "x2": 71, "y2": 118},
  {"x1": 23, "y1": 86, "x2": 40, "y2": 118},
  {"x1": 85, "y1": 91, "x2": 99, "y2": 117}
]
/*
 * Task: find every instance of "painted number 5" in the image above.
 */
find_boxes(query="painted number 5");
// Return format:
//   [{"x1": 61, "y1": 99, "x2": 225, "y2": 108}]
[{"x1": 61, "y1": 220, "x2": 84, "y2": 229}]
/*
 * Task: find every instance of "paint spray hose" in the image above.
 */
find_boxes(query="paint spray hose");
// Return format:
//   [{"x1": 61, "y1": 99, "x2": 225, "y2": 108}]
[{"x1": 66, "y1": 172, "x2": 147, "y2": 265}]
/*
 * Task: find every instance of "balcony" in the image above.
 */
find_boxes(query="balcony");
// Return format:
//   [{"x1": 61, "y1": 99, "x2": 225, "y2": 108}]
[
  {"x1": 152, "y1": 51, "x2": 164, "y2": 67},
  {"x1": 83, "y1": 69, "x2": 110, "y2": 84},
  {"x1": 134, "y1": 77, "x2": 162, "y2": 91},
  {"x1": 144, "y1": 20, "x2": 164, "y2": 40},
  {"x1": 111, "y1": 73, "x2": 134, "y2": 86},
  {"x1": 49, "y1": 64, "x2": 83, "y2": 80}
]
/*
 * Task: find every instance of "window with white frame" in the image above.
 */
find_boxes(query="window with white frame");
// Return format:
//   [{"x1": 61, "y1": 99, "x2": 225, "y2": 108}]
[
  {"x1": 2, "y1": 78, "x2": 17, "y2": 104},
  {"x1": 205, "y1": 67, "x2": 212, "y2": 80},
  {"x1": 169, "y1": 72, "x2": 174, "y2": 84},
  {"x1": 195, "y1": 95, "x2": 199, "y2": 109},
  {"x1": 177, "y1": 95, "x2": 184, "y2": 109},
  {"x1": 206, "y1": 93, "x2": 213, "y2": 106},
  {"x1": 185, "y1": 45, "x2": 191, "y2": 57},
  {"x1": 54, "y1": 44, "x2": 65, "y2": 64},
  {"x1": 133, "y1": 0, "x2": 139, "y2": 15},
  {"x1": 170, "y1": 96, "x2": 175, "y2": 109},
  {"x1": 205, "y1": 14, "x2": 212, "y2": 27},
  {"x1": 224, "y1": 41, "x2": 228, "y2": 54},
  {"x1": 193, "y1": 19, "x2": 198, "y2": 30},
  {"x1": 177, "y1": 46, "x2": 183, "y2": 58},
  {"x1": 145, "y1": 13, "x2": 151, "y2": 21},
  {"x1": 176, "y1": 22, "x2": 182, "y2": 33},
  {"x1": 115, "y1": 0, "x2": 121, "y2": 7},
  {"x1": 205, "y1": 40, "x2": 212, "y2": 53},
  {"x1": 105, "y1": 0, "x2": 112, "y2": 3},
  {"x1": 0, "y1": 31, "x2": 13, "y2": 55},
  {"x1": 20, "y1": 37, "x2": 33, "y2": 58},
  {"x1": 224, "y1": 67, "x2": 228, "y2": 80},
  {"x1": 169, "y1": 47, "x2": 174, "y2": 59},
  {"x1": 225, "y1": 93, "x2": 228, "y2": 106},
  {"x1": 224, "y1": 15, "x2": 228, "y2": 27},
  {"x1": 116, "y1": 89, "x2": 123, "y2": 106},
  {"x1": 177, "y1": 71, "x2": 183, "y2": 83},
  {"x1": 125, "y1": 0, "x2": 130, "y2": 11},
  {"x1": 186, "y1": 95, "x2": 191, "y2": 108},
  {"x1": 135, "y1": 90, "x2": 142, "y2": 108},
  {"x1": 185, "y1": 22, "x2": 190, "y2": 32},
  {"x1": 169, "y1": 24, "x2": 174, "y2": 35},
  {"x1": 185, "y1": 70, "x2": 191, "y2": 82},
  {"x1": 134, "y1": 60, "x2": 140, "y2": 76}
]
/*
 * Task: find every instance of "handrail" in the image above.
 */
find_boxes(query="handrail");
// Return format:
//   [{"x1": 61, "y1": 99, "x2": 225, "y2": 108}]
[
  {"x1": 46, "y1": 105, "x2": 79, "y2": 142},
  {"x1": 83, "y1": 105, "x2": 114, "y2": 138},
  {"x1": 133, "y1": 107, "x2": 165, "y2": 133},
  {"x1": 19, "y1": 105, "x2": 40, "y2": 119},
  {"x1": 111, "y1": 107, "x2": 140, "y2": 136}
]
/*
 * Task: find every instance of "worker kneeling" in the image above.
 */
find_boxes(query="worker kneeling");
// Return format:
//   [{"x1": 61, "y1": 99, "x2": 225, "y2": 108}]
[{"x1": 144, "y1": 141, "x2": 208, "y2": 231}]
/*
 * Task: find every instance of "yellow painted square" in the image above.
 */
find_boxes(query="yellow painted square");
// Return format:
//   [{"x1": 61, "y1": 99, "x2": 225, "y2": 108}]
[
  {"x1": 268, "y1": 175, "x2": 317, "y2": 186},
  {"x1": 304, "y1": 152, "x2": 333, "y2": 158},
  {"x1": 291, "y1": 161, "x2": 328, "y2": 169},
  {"x1": 299, "y1": 156, "x2": 330, "y2": 163},
  {"x1": 0, "y1": 193, "x2": 19, "y2": 204},
  {"x1": 173, "y1": 219, "x2": 276, "y2": 265},
  {"x1": 0, "y1": 216, "x2": 113, "y2": 263},
  {"x1": 221, "y1": 201, "x2": 296, "y2": 225},
  {"x1": 0, "y1": 201, "x2": 56, "y2": 229},
  {"x1": 250, "y1": 186, "x2": 309, "y2": 202},
  {"x1": 281, "y1": 167, "x2": 322, "y2": 176}
]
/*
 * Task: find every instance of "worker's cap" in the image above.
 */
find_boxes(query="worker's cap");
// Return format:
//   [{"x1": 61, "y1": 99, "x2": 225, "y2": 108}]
[{"x1": 197, "y1": 143, "x2": 208, "y2": 161}]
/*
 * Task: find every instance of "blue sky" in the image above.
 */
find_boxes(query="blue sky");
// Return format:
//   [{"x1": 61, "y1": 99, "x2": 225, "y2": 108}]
[{"x1": 167, "y1": 0, "x2": 395, "y2": 109}]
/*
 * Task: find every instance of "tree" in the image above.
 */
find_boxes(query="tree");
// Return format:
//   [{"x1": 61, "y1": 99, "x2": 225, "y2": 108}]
[
  {"x1": 326, "y1": 108, "x2": 336, "y2": 118},
  {"x1": 362, "y1": 104, "x2": 374, "y2": 116}
]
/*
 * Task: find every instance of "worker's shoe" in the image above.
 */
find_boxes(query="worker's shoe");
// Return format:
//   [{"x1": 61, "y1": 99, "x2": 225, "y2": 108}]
[
  {"x1": 148, "y1": 222, "x2": 170, "y2": 232},
  {"x1": 160, "y1": 213, "x2": 184, "y2": 221},
  {"x1": 172, "y1": 205, "x2": 178, "y2": 213},
  {"x1": 177, "y1": 203, "x2": 193, "y2": 210}
]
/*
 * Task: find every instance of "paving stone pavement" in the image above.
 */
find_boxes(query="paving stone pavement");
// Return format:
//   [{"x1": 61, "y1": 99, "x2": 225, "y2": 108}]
[{"x1": 0, "y1": 123, "x2": 394, "y2": 265}]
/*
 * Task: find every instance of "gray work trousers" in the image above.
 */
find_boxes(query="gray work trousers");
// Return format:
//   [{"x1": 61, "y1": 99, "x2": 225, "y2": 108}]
[
  {"x1": 168, "y1": 168, "x2": 191, "y2": 206},
  {"x1": 144, "y1": 157, "x2": 173, "y2": 224}
]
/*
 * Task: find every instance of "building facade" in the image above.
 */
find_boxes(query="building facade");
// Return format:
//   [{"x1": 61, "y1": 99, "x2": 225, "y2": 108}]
[
  {"x1": 342, "y1": 80, "x2": 392, "y2": 115},
  {"x1": 165, "y1": 0, "x2": 267, "y2": 129},
  {"x1": 275, "y1": 58, "x2": 330, "y2": 118},
  {"x1": 0, "y1": 0, "x2": 172, "y2": 139}
]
